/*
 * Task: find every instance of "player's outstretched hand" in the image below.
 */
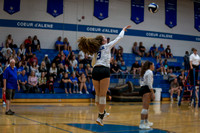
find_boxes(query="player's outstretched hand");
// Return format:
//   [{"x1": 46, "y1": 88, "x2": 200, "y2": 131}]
[{"x1": 123, "y1": 25, "x2": 131, "y2": 31}]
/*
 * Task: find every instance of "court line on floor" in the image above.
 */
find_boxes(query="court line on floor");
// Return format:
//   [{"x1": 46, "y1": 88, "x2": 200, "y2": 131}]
[{"x1": 14, "y1": 114, "x2": 73, "y2": 133}]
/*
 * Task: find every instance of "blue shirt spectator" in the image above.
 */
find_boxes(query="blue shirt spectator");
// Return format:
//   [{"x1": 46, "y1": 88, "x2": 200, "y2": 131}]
[
  {"x1": 149, "y1": 44, "x2": 156, "y2": 52},
  {"x1": 3, "y1": 66, "x2": 18, "y2": 89},
  {"x1": 55, "y1": 40, "x2": 63, "y2": 46},
  {"x1": 18, "y1": 73, "x2": 28, "y2": 83},
  {"x1": 17, "y1": 66, "x2": 24, "y2": 73},
  {"x1": 63, "y1": 50, "x2": 70, "y2": 57},
  {"x1": 70, "y1": 76, "x2": 78, "y2": 83},
  {"x1": 158, "y1": 44, "x2": 164, "y2": 52}
]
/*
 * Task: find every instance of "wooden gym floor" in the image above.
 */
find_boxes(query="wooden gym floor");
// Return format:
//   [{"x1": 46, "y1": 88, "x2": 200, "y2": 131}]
[{"x1": 0, "y1": 101, "x2": 199, "y2": 133}]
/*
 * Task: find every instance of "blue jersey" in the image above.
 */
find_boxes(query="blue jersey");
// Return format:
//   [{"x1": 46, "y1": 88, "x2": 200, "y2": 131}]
[{"x1": 3, "y1": 66, "x2": 18, "y2": 89}]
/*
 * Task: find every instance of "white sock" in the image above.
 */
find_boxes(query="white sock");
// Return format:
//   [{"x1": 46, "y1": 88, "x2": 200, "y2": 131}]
[
  {"x1": 140, "y1": 120, "x2": 145, "y2": 124},
  {"x1": 171, "y1": 96, "x2": 173, "y2": 99}
]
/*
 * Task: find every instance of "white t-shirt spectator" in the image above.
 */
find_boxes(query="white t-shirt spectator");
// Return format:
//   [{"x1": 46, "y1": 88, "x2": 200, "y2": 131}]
[
  {"x1": 1, "y1": 47, "x2": 12, "y2": 55},
  {"x1": 190, "y1": 53, "x2": 200, "y2": 66},
  {"x1": 70, "y1": 59, "x2": 78, "y2": 68},
  {"x1": 50, "y1": 67, "x2": 57, "y2": 75},
  {"x1": 78, "y1": 51, "x2": 85, "y2": 60}
]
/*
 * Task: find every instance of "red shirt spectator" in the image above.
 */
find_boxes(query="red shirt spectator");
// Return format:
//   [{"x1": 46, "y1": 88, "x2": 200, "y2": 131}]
[{"x1": 29, "y1": 54, "x2": 38, "y2": 66}]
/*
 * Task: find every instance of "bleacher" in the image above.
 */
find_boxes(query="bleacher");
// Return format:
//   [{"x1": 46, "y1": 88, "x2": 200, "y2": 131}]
[{"x1": 0, "y1": 48, "x2": 185, "y2": 102}]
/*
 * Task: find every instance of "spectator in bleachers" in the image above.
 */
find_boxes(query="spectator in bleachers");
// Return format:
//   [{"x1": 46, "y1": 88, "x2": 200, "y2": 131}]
[
  {"x1": 57, "y1": 63, "x2": 65, "y2": 80},
  {"x1": 163, "y1": 59, "x2": 169, "y2": 73},
  {"x1": 177, "y1": 70, "x2": 186, "y2": 89},
  {"x1": 27, "y1": 71, "x2": 39, "y2": 93},
  {"x1": 39, "y1": 61, "x2": 47, "y2": 75},
  {"x1": 63, "y1": 44, "x2": 70, "y2": 58},
  {"x1": 155, "y1": 48, "x2": 161, "y2": 61},
  {"x1": 29, "y1": 54, "x2": 38, "y2": 66},
  {"x1": 184, "y1": 51, "x2": 190, "y2": 72},
  {"x1": 50, "y1": 63, "x2": 57, "y2": 80},
  {"x1": 30, "y1": 62, "x2": 40, "y2": 77},
  {"x1": 70, "y1": 72, "x2": 79, "y2": 93},
  {"x1": 78, "y1": 50, "x2": 85, "y2": 63},
  {"x1": 17, "y1": 52, "x2": 21, "y2": 62},
  {"x1": 11, "y1": 49, "x2": 17, "y2": 62},
  {"x1": 18, "y1": 44, "x2": 26, "y2": 56},
  {"x1": 111, "y1": 60, "x2": 121, "y2": 78},
  {"x1": 68, "y1": 51, "x2": 75, "y2": 60},
  {"x1": 17, "y1": 61, "x2": 24, "y2": 76},
  {"x1": 23, "y1": 60, "x2": 30, "y2": 75},
  {"x1": 6, "y1": 34, "x2": 14, "y2": 48},
  {"x1": 82, "y1": 54, "x2": 91, "y2": 68},
  {"x1": 132, "y1": 42, "x2": 141, "y2": 56},
  {"x1": 78, "y1": 73, "x2": 89, "y2": 94},
  {"x1": 85, "y1": 64, "x2": 93, "y2": 82},
  {"x1": 55, "y1": 36, "x2": 63, "y2": 52},
  {"x1": 130, "y1": 60, "x2": 141, "y2": 76},
  {"x1": 116, "y1": 49, "x2": 123, "y2": 61},
  {"x1": 4, "y1": 49, "x2": 12, "y2": 62},
  {"x1": 18, "y1": 70, "x2": 28, "y2": 93},
  {"x1": 156, "y1": 60, "x2": 167, "y2": 75},
  {"x1": 62, "y1": 72, "x2": 72, "y2": 94},
  {"x1": 21, "y1": 55, "x2": 27, "y2": 66},
  {"x1": 43, "y1": 54, "x2": 51, "y2": 71},
  {"x1": 24, "y1": 36, "x2": 33, "y2": 53},
  {"x1": 1, "y1": 43, "x2": 12, "y2": 56},
  {"x1": 60, "y1": 55, "x2": 66, "y2": 66},
  {"x1": 52, "y1": 53, "x2": 61, "y2": 67},
  {"x1": 165, "y1": 45, "x2": 173, "y2": 58},
  {"x1": 76, "y1": 63, "x2": 85, "y2": 78},
  {"x1": 139, "y1": 42, "x2": 146, "y2": 57},
  {"x1": 47, "y1": 76, "x2": 54, "y2": 93},
  {"x1": 170, "y1": 78, "x2": 181, "y2": 102},
  {"x1": 120, "y1": 60, "x2": 129, "y2": 78},
  {"x1": 0, "y1": 52, "x2": 5, "y2": 64},
  {"x1": 158, "y1": 44, "x2": 165, "y2": 57},
  {"x1": 63, "y1": 37, "x2": 72, "y2": 51},
  {"x1": 117, "y1": 57, "x2": 123, "y2": 66},
  {"x1": 168, "y1": 69, "x2": 177, "y2": 83},
  {"x1": 70, "y1": 55, "x2": 78, "y2": 70},
  {"x1": 149, "y1": 44, "x2": 156, "y2": 57},
  {"x1": 110, "y1": 57, "x2": 115, "y2": 72},
  {"x1": 38, "y1": 72, "x2": 47, "y2": 94},
  {"x1": 32, "y1": 35, "x2": 40, "y2": 52},
  {"x1": 64, "y1": 65, "x2": 72, "y2": 75}
]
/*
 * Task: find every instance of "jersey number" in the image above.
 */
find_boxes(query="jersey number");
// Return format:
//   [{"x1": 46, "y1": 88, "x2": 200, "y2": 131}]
[{"x1": 97, "y1": 51, "x2": 101, "y2": 60}]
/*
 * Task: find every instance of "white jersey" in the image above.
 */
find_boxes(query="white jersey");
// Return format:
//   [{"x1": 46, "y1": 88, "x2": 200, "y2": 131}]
[
  {"x1": 93, "y1": 30, "x2": 125, "y2": 68},
  {"x1": 140, "y1": 69, "x2": 153, "y2": 89}
]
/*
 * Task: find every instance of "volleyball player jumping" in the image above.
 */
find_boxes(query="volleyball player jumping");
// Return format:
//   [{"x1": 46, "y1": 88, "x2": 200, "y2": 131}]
[
  {"x1": 139, "y1": 61, "x2": 155, "y2": 129},
  {"x1": 78, "y1": 25, "x2": 131, "y2": 126}
]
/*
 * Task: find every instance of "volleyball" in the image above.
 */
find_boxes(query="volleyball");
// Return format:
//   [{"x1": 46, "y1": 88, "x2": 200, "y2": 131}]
[{"x1": 148, "y1": 3, "x2": 159, "y2": 13}]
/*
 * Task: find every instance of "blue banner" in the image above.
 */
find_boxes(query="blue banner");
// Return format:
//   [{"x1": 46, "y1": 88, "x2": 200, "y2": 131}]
[
  {"x1": 47, "y1": 0, "x2": 63, "y2": 17},
  {"x1": 3, "y1": 0, "x2": 20, "y2": 15},
  {"x1": 194, "y1": 2, "x2": 200, "y2": 32},
  {"x1": 131, "y1": 0, "x2": 144, "y2": 24},
  {"x1": 0, "y1": 19, "x2": 200, "y2": 42},
  {"x1": 165, "y1": 0, "x2": 177, "y2": 28},
  {"x1": 94, "y1": 0, "x2": 109, "y2": 20}
]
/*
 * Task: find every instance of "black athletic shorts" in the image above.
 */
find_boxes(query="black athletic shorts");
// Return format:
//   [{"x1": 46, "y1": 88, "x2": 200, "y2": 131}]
[
  {"x1": 92, "y1": 66, "x2": 110, "y2": 81},
  {"x1": 139, "y1": 85, "x2": 151, "y2": 96},
  {"x1": 6, "y1": 89, "x2": 15, "y2": 100}
]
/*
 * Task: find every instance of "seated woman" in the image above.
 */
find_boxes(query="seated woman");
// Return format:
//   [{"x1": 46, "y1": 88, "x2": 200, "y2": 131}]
[
  {"x1": 32, "y1": 35, "x2": 41, "y2": 52},
  {"x1": 39, "y1": 61, "x2": 47, "y2": 76},
  {"x1": 38, "y1": 72, "x2": 47, "y2": 94},
  {"x1": 50, "y1": 63, "x2": 57, "y2": 80},
  {"x1": 27, "y1": 71, "x2": 39, "y2": 93},
  {"x1": 130, "y1": 60, "x2": 141, "y2": 76},
  {"x1": 62, "y1": 72, "x2": 72, "y2": 94},
  {"x1": 30, "y1": 61, "x2": 40, "y2": 77},
  {"x1": 70, "y1": 72, "x2": 79, "y2": 93},
  {"x1": 85, "y1": 64, "x2": 93, "y2": 82},
  {"x1": 110, "y1": 60, "x2": 121, "y2": 78},
  {"x1": 156, "y1": 60, "x2": 167, "y2": 75},
  {"x1": 78, "y1": 73, "x2": 89, "y2": 94}
]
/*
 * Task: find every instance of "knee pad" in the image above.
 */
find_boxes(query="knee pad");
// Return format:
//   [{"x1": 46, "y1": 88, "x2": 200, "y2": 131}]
[
  {"x1": 141, "y1": 109, "x2": 148, "y2": 115},
  {"x1": 95, "y1": 95, "x2": 99, "y2": 103},
  {"x1": 99, "y1": 96, "x2": 106, "y2": 104}
]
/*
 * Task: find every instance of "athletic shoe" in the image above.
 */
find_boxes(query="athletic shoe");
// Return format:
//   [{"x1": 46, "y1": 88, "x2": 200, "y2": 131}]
[
  {"x1": 96, "y1": 117, "x2": 104, "y2": 126},
  {"x1": 139, "y1": 123, "x2": 151, "y2": 129},
  {"x1": 104, "y1": 110, "x2": 110, "y2": 118},
  {"x1": 9, "y1": 109, "x2": 15, "y2": 114},
  {"x1": 146, "y1": 121, "x2": 153, "y2": 127},
  {"x1": 86, "y1": 91, "x2": 89, "y2": 94},
  {"x1": 79, "y1": 91, "x2": 82, "y2": 94},
  {"x1": 5, "y1": 110, "x2": 14, "y2": 115}
]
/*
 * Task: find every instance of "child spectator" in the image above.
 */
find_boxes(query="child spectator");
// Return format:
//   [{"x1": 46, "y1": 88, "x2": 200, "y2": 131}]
[
  {"x1": 78, "y1": 73, "x2": 89, "y2": 94},
  {"x1": 62, "y1": 73, "x2": 72, "y2": 94},
  {"x1": 38, "y1": 72, "x2": 47, "y2": 94},
  {"x1": 47, "y1": 76, "x2": 54, "y2": 94},
  {"x1": 70, "y1": 72, "x2": 79, "y2": 93}
]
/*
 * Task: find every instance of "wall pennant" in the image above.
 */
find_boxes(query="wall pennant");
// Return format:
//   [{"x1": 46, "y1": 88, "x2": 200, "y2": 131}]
[
  {"x1": 165, "y1": 0, "x2": 177, "y2": 28},
  {"x1": 94, "y1": 0, "x2": 109, "y2": 20},
  {"x1": 47, "y1": 0, "x2": 63, "y2": 17},
  {"x1": 131, "y1": 0, "x2": 144, "y2": 24},
  {"x1": 194, "y1": 2, "x2": 200, "y2": 32},
  {"x1": 4, "y1": 0, "x2": 20, "y2": 15}
]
